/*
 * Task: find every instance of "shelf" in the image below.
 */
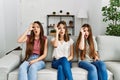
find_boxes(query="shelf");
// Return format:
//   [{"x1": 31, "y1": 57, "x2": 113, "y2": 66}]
[
  {"x1": 47, "y1": 14, "x2": 75, "y2": 35},
  {"x1": 47, "y1": 15, "x2": 74, "y2": 17}
]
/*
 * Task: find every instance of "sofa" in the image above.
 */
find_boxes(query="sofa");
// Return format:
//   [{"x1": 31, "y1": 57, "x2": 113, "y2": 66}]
[{"x1": 0, "y1": 35, "x2": 120, "y2": 80}]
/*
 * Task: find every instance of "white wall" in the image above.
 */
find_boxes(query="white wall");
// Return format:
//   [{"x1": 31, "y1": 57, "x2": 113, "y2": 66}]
[
  {"x1": 19, "y1": 0, "x2": 110, "y2": 36},
  {"x1": 19, "y1": 0, "x2": 89, "y2": 36},
  {"x1": 0, "y1": 0, "x2": 20, "y2": 57},
  {"x1": 0, "y1": 0, "x2": 6, "y2": 57}
]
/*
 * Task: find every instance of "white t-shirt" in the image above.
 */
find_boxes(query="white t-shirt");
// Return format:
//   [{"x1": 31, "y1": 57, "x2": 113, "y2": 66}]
[
  {"x1": 51, "y1": 37, "x2": 74, "y2": 60},
  {"x1": 79, "y1": 36, "x2": 98, "y2": 62}
]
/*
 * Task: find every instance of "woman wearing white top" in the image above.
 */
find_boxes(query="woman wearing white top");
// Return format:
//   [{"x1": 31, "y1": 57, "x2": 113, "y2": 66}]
[
  {"x1": 76, "y1": 24, "x2": 108, "y2": 80},
  {"x1": 51, "y1": 21, "x2": 74, "y2": 80}
]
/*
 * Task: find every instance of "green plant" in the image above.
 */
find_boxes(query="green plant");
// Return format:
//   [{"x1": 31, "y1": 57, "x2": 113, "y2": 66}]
[{"x1": 102, "y1": 0, "x2": 120, "y2": 36}]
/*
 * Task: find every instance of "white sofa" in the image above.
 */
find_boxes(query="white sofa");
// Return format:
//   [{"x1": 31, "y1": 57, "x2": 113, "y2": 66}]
[{"x1": 1, "y1": 35, "x2": 119, "y2": 80}]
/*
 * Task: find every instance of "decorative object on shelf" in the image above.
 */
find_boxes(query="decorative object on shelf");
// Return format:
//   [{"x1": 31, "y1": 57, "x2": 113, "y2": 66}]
[
  {"x1": 52, "y1": 12, "x2": 56, "y2": 15},
  {"x1": 77, "y1": 9, "x2": 88, "y2": 26},
  {"x1": 50, "y1": 29, "x2": 56, "y2": 36},
  {"x1": 59, "y1": 10, "x2": 63, "y2": 14},
  {"x1": 49, "y1": 24, "x2": 52, "y2": 27},
  {"x1": 66, "y1": 12, "x2": 70, "y2": 15},
  {"x1": 102, "y1": 0, "x2": 120, "y2": 36},
  {"x1": 69, "y1": 20, "x2": 73, "y2": 27}
]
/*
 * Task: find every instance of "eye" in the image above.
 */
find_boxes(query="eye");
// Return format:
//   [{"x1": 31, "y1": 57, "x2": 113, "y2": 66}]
[
  {"x1": 58, "y1": 27, "x2": 61, "y2": 30},
  {"x1": 63, "y1": 27, "x2": 65, "y2": 29}
]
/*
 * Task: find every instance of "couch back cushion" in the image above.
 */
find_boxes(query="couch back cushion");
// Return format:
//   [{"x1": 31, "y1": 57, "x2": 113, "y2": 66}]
[{"x1": 96, "y1": 36, "x2": 120, "y2": 61}]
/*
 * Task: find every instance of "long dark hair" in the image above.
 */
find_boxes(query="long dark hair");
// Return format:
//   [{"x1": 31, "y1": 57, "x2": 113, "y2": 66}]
[
  {"x1": 24, "y1": 21, "x2": 46, "y2": 61},
  {"x1": 76, "y1": 24, "x2": 97, "y2": 60},
  {"x1": 57, "y1": 21, "x2": 69, "y2": 42}
]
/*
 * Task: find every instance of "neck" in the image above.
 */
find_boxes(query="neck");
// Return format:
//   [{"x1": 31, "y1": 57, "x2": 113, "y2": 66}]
[
  {"x1": 60, "y1": 35, "x2": 64, "y2": 41},
  {"x1": 35, "y1": 35, "x2": 39, "y2": 39}
]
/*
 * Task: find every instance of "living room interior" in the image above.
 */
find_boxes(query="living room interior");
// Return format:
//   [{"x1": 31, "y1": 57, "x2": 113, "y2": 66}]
[
  {"x1": 0, "y1": 0, "x2": 120, "y2": 80},
  {"x1": 0, "y1": 0, "x2": 110, "y2": 57}
]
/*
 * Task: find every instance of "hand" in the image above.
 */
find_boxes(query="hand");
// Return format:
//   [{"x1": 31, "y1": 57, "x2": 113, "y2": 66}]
[
  {"x1": 54, "y1": 24, "x2": 60, "y2": 34},
  {"x1": 28, "y1": 23, "x2": 34, "y2": 31},
  {"x1": 29, "y1": 59, "x2": 38, "y2": 65},
  {"x1": 94, "y1": 56, "x2": 99, "y2": 61},
  {"x1": 80, "y1": 28, "x2": 85, "y2": 36}
]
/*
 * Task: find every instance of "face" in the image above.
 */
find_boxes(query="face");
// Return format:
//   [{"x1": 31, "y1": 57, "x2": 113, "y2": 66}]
[
  {"x1": 33, "y1": 23, "x2": 40, "y2": 36},
  {"x1": 58, "y1": 24, "x2": 65, "y2": 36},
  {"x1": 83, "y1": 27, "x2": 89, "y2": 39}
]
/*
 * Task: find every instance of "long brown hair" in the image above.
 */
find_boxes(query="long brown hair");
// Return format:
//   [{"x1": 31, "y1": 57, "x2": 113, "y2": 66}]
[
  {"x1": 24, "y1": 21, "x2": 46, "y2": 61},
  {"x1": 76, "y1": 24, "x2": 97, "y2": 60},
  {"x1": 57, "y1": 21, "x2": 69, "y2": 42}
]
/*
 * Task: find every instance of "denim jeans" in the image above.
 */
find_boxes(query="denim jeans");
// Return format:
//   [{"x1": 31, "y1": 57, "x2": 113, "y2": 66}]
[
  {"x1": 18, "y1": 53, "x2": 45, "y2": 80},
  {"x1": 78, "y1": 60, "x2": 108, "y2": 80},
  {"x1": 52, "y1": 57, "x2": 73, "y2": 80}
]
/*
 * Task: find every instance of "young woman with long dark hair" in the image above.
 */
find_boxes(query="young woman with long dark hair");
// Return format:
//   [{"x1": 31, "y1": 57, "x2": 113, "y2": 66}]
[{"x1": 18, "y1": 21, "x2": 48, "y2": 80}]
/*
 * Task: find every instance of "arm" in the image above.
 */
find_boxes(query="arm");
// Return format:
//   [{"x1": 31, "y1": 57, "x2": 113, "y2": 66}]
[
  {"x1": 68, "y1": 44, "x2": 74, "y2": 61},
  {"x1": 29, "y1": 39, "x2": 48, "y2": 64},
  {"x1": 51, "y1": 25, "x2": 60, "y2": 48},
  {"x1": 78, "y1": 28, "x2": 85, "y2": 50},
  {"x1": 17, "y1": 24, "x2": 33, "y2": 43}
]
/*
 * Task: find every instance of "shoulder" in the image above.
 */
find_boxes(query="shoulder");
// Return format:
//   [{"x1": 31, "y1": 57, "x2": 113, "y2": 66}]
[
  {"x1": 26, "y1": 35, "x2": 30, "y2": 42},
  {"x1": 43, "y1": 36, "x2": 47, "y2": 40},
  {"x1": 69, "y1": 37, "x2": 74, "y2": 44}
]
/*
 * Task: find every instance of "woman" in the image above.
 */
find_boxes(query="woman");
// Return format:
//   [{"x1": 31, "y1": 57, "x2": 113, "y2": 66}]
[
  {"x1": 17, "y1": 21, "x2": 48, "y2": 80},
  {"x1": 76, "y1": 24, "x2": 108, "y2": 80},
  {"x1": 51, "y1": 21, "x2": 74, "y2": 80}
]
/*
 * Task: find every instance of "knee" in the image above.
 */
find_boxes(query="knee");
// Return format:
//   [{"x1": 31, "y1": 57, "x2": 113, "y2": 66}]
[
  {"x1": 29, "y1": 64, "x2": 37, "y2": 72},
  {"x1": 19, "y1": 61, "x2": 29, "y2": 72},
  {"x1": 58, "y1": 65, "x2": 63, "y2": 71},
  {"x1": 19, "y1": 65, "x2": 25, "y2": 72},
  {"x1": 88, "y1": 65, "x2": 97, "y2": 73},
  {"x1": 97, "y1": 61, "x2": 107, "y2": 70}
]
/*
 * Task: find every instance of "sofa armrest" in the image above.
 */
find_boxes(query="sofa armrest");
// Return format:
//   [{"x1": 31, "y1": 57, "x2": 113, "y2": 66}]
[{"x1": 0, "y1": 50, "x2": 22, "y2": 80}]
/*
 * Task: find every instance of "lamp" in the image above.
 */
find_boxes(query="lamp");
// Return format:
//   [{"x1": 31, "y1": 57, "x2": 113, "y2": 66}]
[{"x1": 77, "y1": 9, "x2": 88, "y2": 26}]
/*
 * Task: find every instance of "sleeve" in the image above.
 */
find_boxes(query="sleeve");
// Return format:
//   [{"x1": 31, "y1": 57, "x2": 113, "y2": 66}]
[
  {"x1": 26, "y1": 35, "x2": 30, "y2": 42},
  {"x1": 93, "y1": 36, "x2": 98, "y2": 51},
  {"x1": 70, "y1": 38, "x2": 74, "y2": 45}
]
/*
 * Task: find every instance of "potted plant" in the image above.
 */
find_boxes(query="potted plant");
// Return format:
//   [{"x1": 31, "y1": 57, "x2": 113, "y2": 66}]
[{"x1": 102, "y1": 0, "x2": 120, "y2": 36}]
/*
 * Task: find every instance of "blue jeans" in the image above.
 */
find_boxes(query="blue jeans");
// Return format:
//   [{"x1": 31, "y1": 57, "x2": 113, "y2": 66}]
[
  {"x1": 52, "y1": 57, "x2": 73, "y2": 80},
  {"x1": 78, "y1": 60, "x2": 108, "y2": 80},
  {"x1": 18, "y1": 54, "x2": 45, "y2": 80}
]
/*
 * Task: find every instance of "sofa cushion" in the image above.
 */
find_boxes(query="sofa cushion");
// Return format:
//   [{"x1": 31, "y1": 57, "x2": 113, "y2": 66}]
[
  {"x1": 105, "y1": 61, "x2": 120, "y2": 80},
  {"x1": 0, "y1": 52, "x2": 21, "y2": 80},
  {"x1": 96, "y1": 36, "x2": 120, "y2": 61},
  {"x1": 8, "y1": 61, "x2": 113, "y2": 80}
]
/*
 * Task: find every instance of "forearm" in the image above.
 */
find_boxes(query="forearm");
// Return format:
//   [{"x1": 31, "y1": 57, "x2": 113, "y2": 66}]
[
  {"x1": 53, "y1": 32, "x2": 59, "y2": 47},
  {"x1": 17, "y1": 29, "x2": 30, "y2": 43},
  {"x1": 79, "y1": 35, "x2": 85, "y2": 50}
]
